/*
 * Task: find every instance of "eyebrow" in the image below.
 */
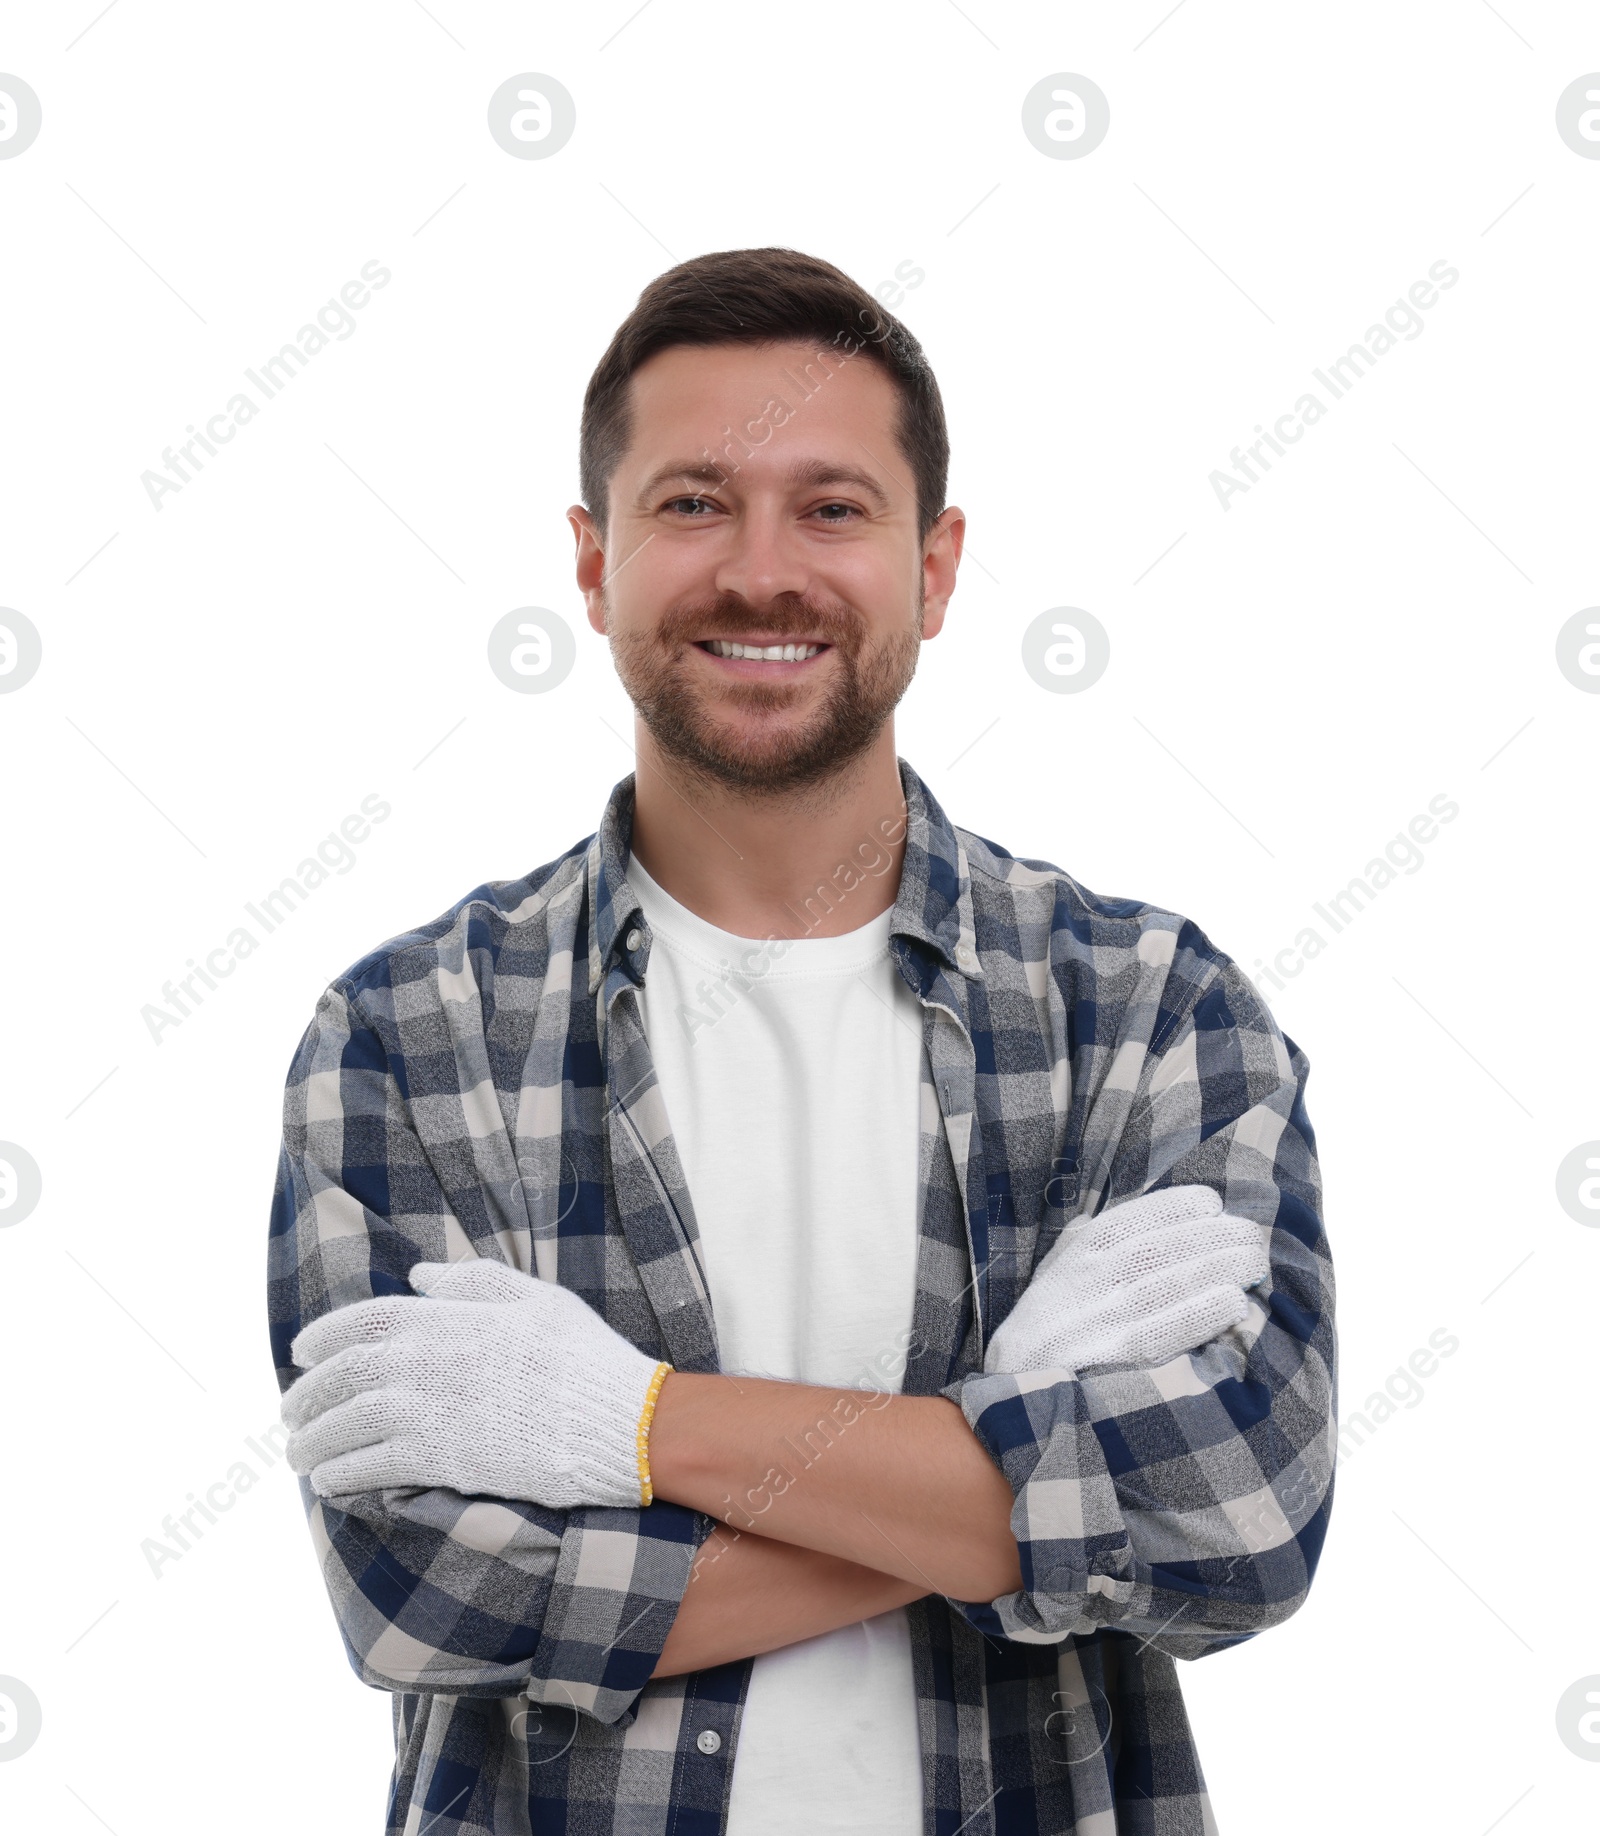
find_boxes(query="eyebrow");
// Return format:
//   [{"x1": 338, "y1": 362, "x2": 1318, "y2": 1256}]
[{"x1": 631, "y1": 457, "x2": 892, "y2": 513}]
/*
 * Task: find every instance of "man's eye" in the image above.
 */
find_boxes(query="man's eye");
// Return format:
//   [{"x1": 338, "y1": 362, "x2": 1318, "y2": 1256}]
[
  {"x1": 813, "y1": 502, "x2": 862, "y2": 523},
  {"x1": 663, "y1": 495, "x2": 718, "y2": 517}
]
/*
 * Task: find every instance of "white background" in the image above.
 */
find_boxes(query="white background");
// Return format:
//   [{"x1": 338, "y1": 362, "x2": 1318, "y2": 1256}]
[{"x1": 1, "y1": 2, "x2": 1596, "y2": 1830}]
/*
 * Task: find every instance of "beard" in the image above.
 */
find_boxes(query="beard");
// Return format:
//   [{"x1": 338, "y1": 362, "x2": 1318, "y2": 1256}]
[{"x1": 608, "y1": 588, "x2": 923, "y2": 796}]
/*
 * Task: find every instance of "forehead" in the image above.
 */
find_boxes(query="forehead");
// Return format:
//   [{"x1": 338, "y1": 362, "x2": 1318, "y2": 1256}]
[{"x1": 621, "y1": 338, "x2": 903, "y2": 474}]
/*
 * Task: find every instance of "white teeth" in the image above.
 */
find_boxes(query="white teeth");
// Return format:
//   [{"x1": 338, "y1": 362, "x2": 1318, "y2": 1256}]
[{"x1": 707, "y1": 640, "x2": 821, "y2": 660}]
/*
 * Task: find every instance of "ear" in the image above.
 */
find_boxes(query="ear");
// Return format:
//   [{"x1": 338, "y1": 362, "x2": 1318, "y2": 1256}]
[
  {"x1": 568, "y1": 504, "x2": 609, "y2": 635},
  {"x1": 919, "y1": 505, "x2": 965, "y2": 638}
]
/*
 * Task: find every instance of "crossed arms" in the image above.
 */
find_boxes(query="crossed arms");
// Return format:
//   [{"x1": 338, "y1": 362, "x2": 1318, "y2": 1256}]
[
  {"x1": 270, "y1": 956, "x2": 1335, "y2": 1719},
  {"x1": 283, "y1": 1177, "x2": 1269, "y2": 1682},
  {"x1": 614, "y1": 1183, "x2": 1271, "y2": 1673},
  {"x1": 648, "y1": 1377, "x2": 1017, "y2": 1675}
]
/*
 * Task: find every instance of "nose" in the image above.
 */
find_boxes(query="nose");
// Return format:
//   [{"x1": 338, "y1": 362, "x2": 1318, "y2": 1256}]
[{"x1": 712, "y1": 502, "x2": 813, "y2": 609}]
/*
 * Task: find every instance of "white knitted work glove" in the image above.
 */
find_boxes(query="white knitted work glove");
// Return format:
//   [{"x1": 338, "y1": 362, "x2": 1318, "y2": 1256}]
[
  {"x1": 983, "y1": 1184, "x2": 1268, "y2": 1377},
  {"x1": 282, "y1": 1258, "x2": 671, "y2": 1510}
]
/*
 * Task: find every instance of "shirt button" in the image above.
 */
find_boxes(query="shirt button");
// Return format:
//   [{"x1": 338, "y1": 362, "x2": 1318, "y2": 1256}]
[
  {"x1": 625, "y1": 928, "x2": 643, "y2": 952},
  {"x1": 956, "y1": 944, "x2": 977, "y2": 970},
  {"x1": 695, "y1": 1728, "x2": 721, "y2": 1755}
]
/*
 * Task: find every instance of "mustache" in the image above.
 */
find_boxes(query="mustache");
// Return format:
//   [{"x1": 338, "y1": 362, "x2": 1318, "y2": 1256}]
[{"x1": 655, "y1": 600, "x2": 864, "y2": 651}]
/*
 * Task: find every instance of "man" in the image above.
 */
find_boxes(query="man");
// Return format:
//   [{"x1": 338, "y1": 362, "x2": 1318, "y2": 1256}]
[{"x1": 270, "y1": 246, "x2": 1336, "y2": 1835}]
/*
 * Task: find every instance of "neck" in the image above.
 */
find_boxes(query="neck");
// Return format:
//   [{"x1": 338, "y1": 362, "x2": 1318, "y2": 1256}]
[{"x1": 626, "y1": 722, "x2": 910, "y2": 941}]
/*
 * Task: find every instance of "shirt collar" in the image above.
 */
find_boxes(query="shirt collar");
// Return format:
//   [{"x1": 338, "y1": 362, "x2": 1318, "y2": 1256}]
[
  {"x1": 586, "y1": 775, "x2": 643, "y2": 996},
  {"x1": 887, "y1": 759, "x2": 981, "y2": 983},
  {"x1": 584, "y1": 758, "x2": 979, "y2": 996}
]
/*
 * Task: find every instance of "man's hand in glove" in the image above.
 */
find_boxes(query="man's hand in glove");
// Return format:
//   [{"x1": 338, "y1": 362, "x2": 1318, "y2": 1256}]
[
  {"x1": 983, "y1": 1183, "x2": 1268, "y2": 1377},
  {"x1": 281, "y1": 1258, "x2": 670, "y2": 1510}
]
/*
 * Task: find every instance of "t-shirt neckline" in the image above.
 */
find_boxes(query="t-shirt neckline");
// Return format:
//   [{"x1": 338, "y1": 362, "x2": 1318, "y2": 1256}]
[{"x1": 627, "y1": 855, "x2": 895, "y2": 976}]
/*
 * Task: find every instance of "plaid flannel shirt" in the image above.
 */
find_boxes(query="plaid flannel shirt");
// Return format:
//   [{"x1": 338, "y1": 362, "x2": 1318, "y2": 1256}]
[{"x1": 268, "y1": 759, "x2": 1337, "y2": 1835}]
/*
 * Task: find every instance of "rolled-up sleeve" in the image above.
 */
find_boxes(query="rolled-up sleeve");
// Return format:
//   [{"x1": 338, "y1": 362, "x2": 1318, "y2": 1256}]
[
  {"x1": 268, "y1": 982, "x2": 712, "y2": 1722},
  {"x1": 943, "y1": 955, "x2": 1336, "y2": 1659}
]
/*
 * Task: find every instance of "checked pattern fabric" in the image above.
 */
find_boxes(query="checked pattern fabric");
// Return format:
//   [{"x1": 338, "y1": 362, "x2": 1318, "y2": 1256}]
[{"x1": 268, "y1": 759, "x2": 1336, "y2": 1835}]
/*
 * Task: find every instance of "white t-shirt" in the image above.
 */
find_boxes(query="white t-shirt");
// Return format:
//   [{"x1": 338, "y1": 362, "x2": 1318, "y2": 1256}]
[{"x1": 629, "y1": 857, "x2": 925, "y2": 1834}]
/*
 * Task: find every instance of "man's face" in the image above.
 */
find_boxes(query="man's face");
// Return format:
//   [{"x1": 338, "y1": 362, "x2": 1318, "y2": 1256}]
[{"x1": 571, "y1": 337, "x2": 961, "y2": 795}]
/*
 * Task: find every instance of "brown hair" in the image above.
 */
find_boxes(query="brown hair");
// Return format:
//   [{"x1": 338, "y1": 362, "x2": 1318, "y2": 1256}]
[{"x1": 579, "y1": 246, "x2": 949, "y2": 544}]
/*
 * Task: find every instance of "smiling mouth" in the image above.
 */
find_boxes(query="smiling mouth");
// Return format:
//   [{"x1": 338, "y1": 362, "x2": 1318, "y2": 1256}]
[{"x1": 696, "y1": 639, "x2": 830, "y2": 663}]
